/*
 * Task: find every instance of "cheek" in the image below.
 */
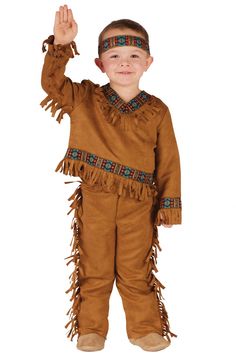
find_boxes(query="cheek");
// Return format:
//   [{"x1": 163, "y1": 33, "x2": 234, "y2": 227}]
[
  {"x1": 133, "y1": 62, "x2": 145, "y2": 70},
  {"x1": 102, "y1": 60, "x2": 116, "y2": 71}
]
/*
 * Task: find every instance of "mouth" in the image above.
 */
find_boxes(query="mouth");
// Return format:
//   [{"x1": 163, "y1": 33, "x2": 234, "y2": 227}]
[{"x1": 117, "y1": 72, "x2": 133, "y2": 75}]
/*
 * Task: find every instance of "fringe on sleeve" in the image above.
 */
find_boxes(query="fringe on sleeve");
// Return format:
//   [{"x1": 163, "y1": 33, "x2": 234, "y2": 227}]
[
  {"x1": 40, "y1": 35, "x2": 80, "y2": 123},
  {"x1": 155, "y1": 207, "x2": 182, "y2": 226},
  {"x1": 152, "y1": 195, "x2": 182, "y2": 226}
]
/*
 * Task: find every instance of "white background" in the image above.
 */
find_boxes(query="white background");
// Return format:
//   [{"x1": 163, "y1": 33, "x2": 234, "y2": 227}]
[{"x1": 0, "y1": 0, "x2": 235, "y2": 355}]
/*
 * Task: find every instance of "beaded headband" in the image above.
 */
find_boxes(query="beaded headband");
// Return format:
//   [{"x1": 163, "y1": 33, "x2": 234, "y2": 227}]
[{"x1": 98, "y1": 35, "x2": 150, "y2": 56}]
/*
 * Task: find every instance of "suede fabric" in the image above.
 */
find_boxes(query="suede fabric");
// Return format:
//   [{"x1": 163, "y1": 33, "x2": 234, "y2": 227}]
[
  {"x1": 40, "y1": 34, "x2": 182, "y2": 346},
  {"x1": 129, "y1": 332, "x2": 171, "y2": 351},
  {"x1": 78, "y1": 182, "x2": 162, "y2": 339},
  {"x1": 40, "y1": 35, "x2": 182, "y2": 225},
  {"x1": 77, "y1": 332, "x2": 105, "y2": 351},
  {"x1": 63, "y1": 180, "x2": 177, "y2": 343}
]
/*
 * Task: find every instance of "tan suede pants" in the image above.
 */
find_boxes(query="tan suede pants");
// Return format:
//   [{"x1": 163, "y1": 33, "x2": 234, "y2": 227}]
[{"x1": 64, "y1": 181, "x2": 177, "y2": 344}]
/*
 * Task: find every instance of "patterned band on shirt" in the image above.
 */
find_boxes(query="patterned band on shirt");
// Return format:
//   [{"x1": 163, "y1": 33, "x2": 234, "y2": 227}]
[
  {"x1": 160, "y1": 197, "x2": 182, "y2": 209},
  {"x1": 98, "y1": 35, "x2": 150, "y2": 55},
  {"x1": 65, "y1": 147, "x2": 154, "y2": 185}
]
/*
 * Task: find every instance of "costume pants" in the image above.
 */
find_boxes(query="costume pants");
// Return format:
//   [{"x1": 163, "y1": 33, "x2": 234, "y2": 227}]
[{"x1": 64, "y1": 181, "x2": 176, "y2": 343}]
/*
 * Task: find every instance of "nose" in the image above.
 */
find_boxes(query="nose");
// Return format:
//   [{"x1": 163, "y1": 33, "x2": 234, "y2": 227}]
[{"x1": 119, "y1": 57, "x2": 131, "y2": 66}]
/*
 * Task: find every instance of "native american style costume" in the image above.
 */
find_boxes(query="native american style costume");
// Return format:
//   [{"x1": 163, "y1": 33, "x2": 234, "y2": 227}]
[{"x1": 40, "y1": 34, "x2": 182, "y2": 345}]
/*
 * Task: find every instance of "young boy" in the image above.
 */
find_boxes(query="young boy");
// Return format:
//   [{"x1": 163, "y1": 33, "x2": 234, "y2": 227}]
[{"x1": 40, "y1": 4, "x2": 182, "y2": 352}]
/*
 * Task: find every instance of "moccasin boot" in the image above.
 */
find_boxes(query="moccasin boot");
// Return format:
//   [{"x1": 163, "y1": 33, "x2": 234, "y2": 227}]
[
  {"x1": 76, "y1": 333, "x2": 106, "y2": 351},
  {"x1": 129, "y1": 332, "x2": 170, "y2": 351}
]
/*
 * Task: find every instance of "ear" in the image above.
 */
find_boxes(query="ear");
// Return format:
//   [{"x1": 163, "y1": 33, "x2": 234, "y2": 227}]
[
  {"x1": 145, "y1": 56, "x2": 154, "y2": 71},
  {"x1": 94, "y1": 58, "x2": 106, "y2": 73}
]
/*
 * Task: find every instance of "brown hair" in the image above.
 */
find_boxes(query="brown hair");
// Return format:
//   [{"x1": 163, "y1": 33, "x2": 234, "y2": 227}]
[{"x1": 98, "y1": 19, "x2": 150, "y2": 56}]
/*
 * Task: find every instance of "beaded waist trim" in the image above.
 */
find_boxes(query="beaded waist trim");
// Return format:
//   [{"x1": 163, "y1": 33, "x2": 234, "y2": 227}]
[{"x1": 65, "y1": 147, "x2": 154, "y2": 185}]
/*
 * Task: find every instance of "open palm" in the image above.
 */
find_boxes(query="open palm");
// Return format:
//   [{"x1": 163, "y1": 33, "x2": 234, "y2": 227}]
[{"x1": 53, "y1": 4, "x2": 78, "y2": 45}]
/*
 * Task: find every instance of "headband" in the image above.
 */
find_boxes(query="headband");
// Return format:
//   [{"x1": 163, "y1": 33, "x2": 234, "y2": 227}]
[{"x1": 98, "y1": 35, "x2": 150, "y2": 56}]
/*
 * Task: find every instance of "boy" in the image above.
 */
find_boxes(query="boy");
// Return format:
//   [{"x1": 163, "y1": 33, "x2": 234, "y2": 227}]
[{"x1": 40, "y1": 4, "x2": 182, "y2": 352}]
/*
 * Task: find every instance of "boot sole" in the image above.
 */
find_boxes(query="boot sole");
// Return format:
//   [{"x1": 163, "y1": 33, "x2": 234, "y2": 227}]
[
  {"x1": 129, "y1": 338, "x2": 170, "y2": 351},
  {"x1": 76, "y1": 344, "x2": 104, "y2": 351}
]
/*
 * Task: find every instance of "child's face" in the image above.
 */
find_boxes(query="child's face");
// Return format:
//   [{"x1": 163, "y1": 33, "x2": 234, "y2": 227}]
[{"x1": 95, "y1": 28, "x2": 153, "y2": 86}]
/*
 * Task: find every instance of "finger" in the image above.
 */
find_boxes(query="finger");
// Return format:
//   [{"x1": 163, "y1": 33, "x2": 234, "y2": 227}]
[
  {"x1": 63, "y1": 4, "x2": 68, "y2": 22},
  {"x1": 54, "y1": 11, "x2": 60, "y2": 26},
  {"x1": 68, "y1": 8, "x2": 73, "y2": 22},
  {"x1": 59, "y1": 6, "x2": 64, "y2": 23}
]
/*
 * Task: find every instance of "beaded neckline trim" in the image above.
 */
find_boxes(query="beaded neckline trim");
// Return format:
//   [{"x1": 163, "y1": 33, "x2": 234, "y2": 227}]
[{"x1": 101, "y1": 83, "x2": 151, "y2": 113}]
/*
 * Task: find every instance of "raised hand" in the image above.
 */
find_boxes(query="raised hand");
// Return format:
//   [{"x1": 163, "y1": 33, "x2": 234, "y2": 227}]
[{"x1": 53, "y1": 4, "x2": 78, "y2": 45}]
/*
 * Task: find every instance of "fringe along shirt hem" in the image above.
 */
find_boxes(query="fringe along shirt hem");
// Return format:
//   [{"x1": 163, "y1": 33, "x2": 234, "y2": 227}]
[{"x1": 55, "y1": 148, "x2": 158, "y2": 202}]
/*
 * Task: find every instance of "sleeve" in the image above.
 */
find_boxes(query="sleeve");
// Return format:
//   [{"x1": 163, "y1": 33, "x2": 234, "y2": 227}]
[
  {"x1": 154, "y1": 106, "x2": 182, "y2": 225},
  {"x1": 40, "y1": 34, "x2": 90, "y2": 123}
]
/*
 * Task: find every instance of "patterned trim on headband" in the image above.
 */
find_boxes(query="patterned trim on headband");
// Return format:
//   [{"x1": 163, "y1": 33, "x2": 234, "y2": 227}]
[
  {"x1": 65, "y1": 147, "x2": 154, "y2": 184},
  {"x1": 98, "y1": 35, "x2": 150, "y2": 55}
]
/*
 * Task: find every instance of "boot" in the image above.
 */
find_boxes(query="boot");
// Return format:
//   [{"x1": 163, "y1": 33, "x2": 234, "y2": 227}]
[
  {"x1": 129, "y1": 332, "x2": 170, "y2": 351},
  {"x1": 76, "y1": 333, "x2": 106, "y2": 351}
]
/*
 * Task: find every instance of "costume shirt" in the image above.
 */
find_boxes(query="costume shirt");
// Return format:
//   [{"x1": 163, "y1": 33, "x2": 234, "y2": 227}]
[{"x1": 40, "y1": 35, "x2": 182, "y2": 225}]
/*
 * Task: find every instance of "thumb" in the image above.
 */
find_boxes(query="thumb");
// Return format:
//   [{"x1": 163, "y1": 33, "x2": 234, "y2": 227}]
[{"x1": 71, "y1": 20, "x2": 78, "y2": 32}]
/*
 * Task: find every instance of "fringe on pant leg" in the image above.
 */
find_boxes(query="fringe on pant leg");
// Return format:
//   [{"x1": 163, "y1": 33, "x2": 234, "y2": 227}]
[
  {"x1": 145, "y1": 221, "x2": 177, "y2": 343},
  {"x1": 63, "y1": 180, "x2": 83, "y2": 341}
]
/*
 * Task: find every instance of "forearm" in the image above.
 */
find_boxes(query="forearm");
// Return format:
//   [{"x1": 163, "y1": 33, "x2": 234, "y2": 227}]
[
  {"x1": 155, "y1": 107, "x2": 182, "y2": 225},
  {"x1": 41, "y1": 34, "x2": 78, "y2": 94},
  {"x1": 40, "y1": 34, "x2": 81, "y2": 123}
]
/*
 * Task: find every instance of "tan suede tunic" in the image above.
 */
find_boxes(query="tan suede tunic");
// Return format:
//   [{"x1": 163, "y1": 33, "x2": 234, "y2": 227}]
[{"x1": 40, "y1": 35, "x2": 182, "y2": 225}]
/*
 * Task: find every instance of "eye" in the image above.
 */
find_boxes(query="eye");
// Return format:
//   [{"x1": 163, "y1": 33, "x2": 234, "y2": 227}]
[
  {"x1": 110, "y1": 55, "x2": 118, "y2": 58},
  {"x1": 131, "y1": 54, "x2": 139, "y2": 58}
]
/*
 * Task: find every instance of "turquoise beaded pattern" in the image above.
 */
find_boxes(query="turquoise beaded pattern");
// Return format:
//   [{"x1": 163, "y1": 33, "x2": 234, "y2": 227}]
[
  {"x1": 98, "y1": 35, "x2": 150, "y2": 55},
  {"x1": 160, "y1": 197, "x2": 182, "y2": 209},
  {"x1": 102, "y1": 83, "x2": 151, "y2": 113},
  {"x1": 66, "y1": 147, "x2": 154, "y2": 185}
]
